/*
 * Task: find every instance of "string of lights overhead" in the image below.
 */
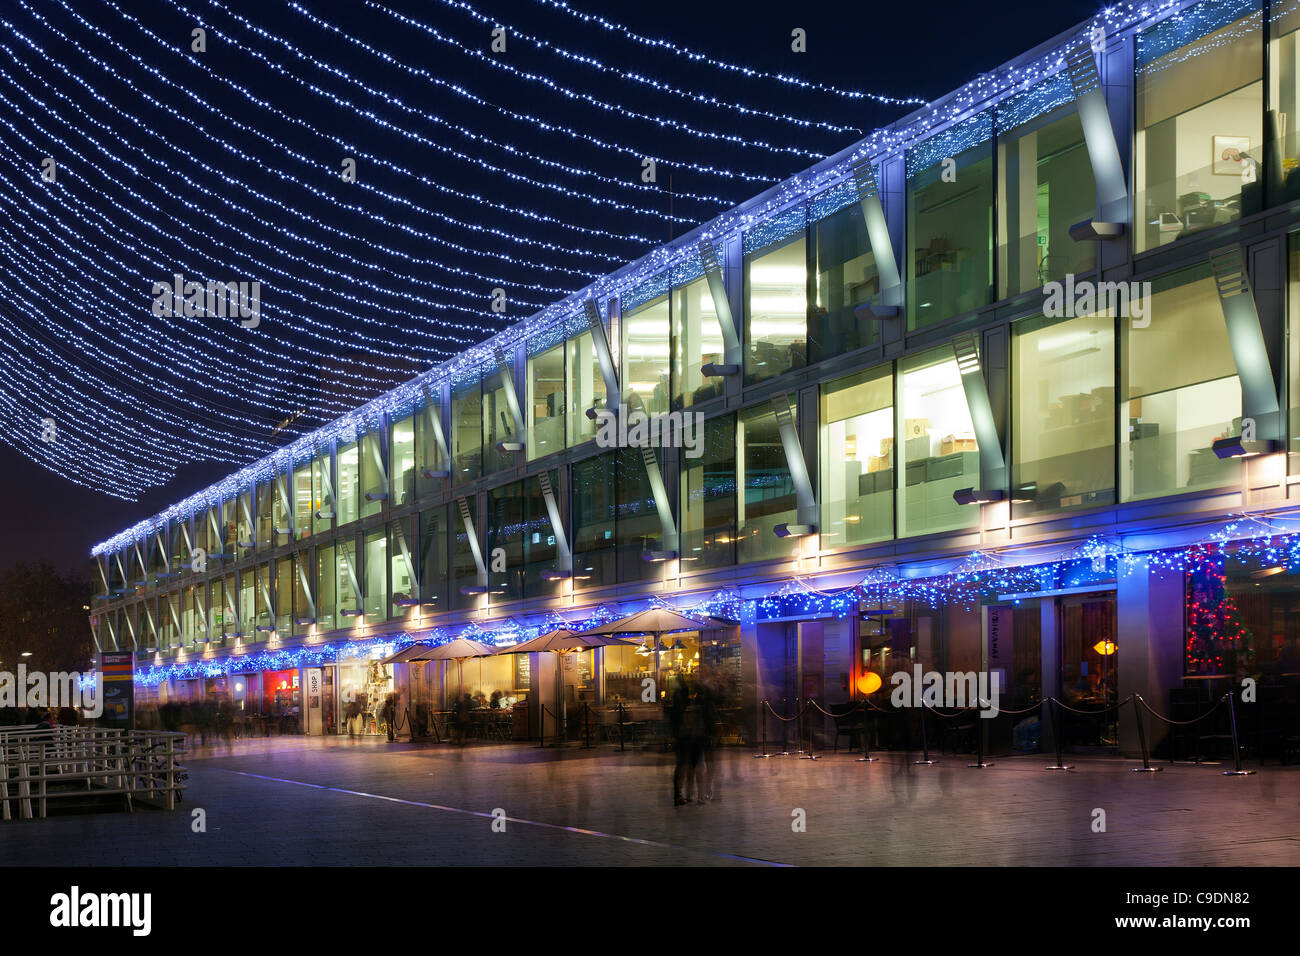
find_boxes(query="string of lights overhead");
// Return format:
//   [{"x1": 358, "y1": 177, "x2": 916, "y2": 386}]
[
  {"x1": 36, "y1": 1, "x2": 639, "y2": 269},
  {"x1": 3, "y1": 0, "x2": 1166, "y2": 508},
  {"x1": 384, "y1": 0, "x2": 873, "y2": 135},
  {"x1": 527, "y1": 0, "x2": 934, "y2": 104},
  {"x1": 211, "y1": 0, "x2": 784, "y2": 194}
]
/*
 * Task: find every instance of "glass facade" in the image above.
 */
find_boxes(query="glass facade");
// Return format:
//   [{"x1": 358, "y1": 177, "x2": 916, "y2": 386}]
[
  {"x1": 897, "y1": 348, "x2": 979, "y2": 537},
  {"x1": 623, "y1": 295, "x2": 671, "y2": 415},
  {"x1": 363, "y1": 527, "x2": 386, "y2": 620},
  {"x1": 907, "y1": 114, "x2": 995, "y2": 329},
  {"x1": 737, "y1": 404, "x2": 799, "y2": 563},
  {"x1": 573, "y1": 453, "x2": 616, "y2": 586},
  {"x1": 996, "y1": 105, "x2": 1097, "y2": 297},
  {"x1": 482, "y1": 363, "x2": 515, "y2": 476},
  {"x1": 452, "y1": 375, "x2": 483, "y2": 484},
  {"x1": 745, "y1": 231, "x2": 807, "y2": 383},
  {"x1": 391, "y1": 415, "x2": 416, "y2": 508},
  {"x1": 1135, "y1": 0, "x2": 1264, "y2": 253},
  {"x1": 420, "y1": 506, "x2": 448, "y2": 611},
  {"x1": 566, "y1": 331, "x2": 606, "y2": 446},
  {"x1": 820, "y1": 366, "x2": 894, "y2": 548},
  {"x1": 1121, "y1": 263, "x2": 1242, "y2": 500},
  {"x1": 672, "y1": 276, "x2": 724, "y2": 407},
  {"x1": 1271, "y1": 0, "x2": 1300, "y2": 203},
  {"x1": 1012, "y1": 311, "x2": 1116, "y2": 516},
  {"x1": 680, "y1": 415, "x2": 736, "y2": 571},
  {"x1": 95, "y1": 3, "x2": 1300, "y2": 751},
  {"x1": 527, "y1": 343, "x2": 565, "y2": 460},
  {"x1": 810, "y1": 204, "x2": 878, "y2": 361}
]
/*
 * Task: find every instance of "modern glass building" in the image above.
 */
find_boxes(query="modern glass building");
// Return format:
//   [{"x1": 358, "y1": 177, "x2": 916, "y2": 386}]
[{"x1": 91, "y1": 0, "x2": 1300, "y2": 755}]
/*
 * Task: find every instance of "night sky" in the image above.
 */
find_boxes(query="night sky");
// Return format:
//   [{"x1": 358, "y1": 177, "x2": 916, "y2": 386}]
[{"x1": 0, "y1": 0, "x2": 1100, "y2": 575}]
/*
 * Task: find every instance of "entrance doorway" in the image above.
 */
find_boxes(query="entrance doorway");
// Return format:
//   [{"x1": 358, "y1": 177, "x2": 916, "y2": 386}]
[
  {"x1": 1057, "y1": 592, "x2": 1118, "y2": 752},
  {"x1": 985, "y1": 601, "x2": 1044, "y2": 753}
]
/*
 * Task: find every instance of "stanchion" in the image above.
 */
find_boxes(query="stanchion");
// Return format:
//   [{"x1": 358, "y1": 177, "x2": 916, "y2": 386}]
[
  {"x1": 582, "y1": 702, "x2": 591, "y2": 750},
  {"x1": 1131, "y1": 696, "x2": 1160, "y2": 772},
  {"x1": 617, "y1": 702, "x2": 626, "y2": 753},
  {"x1": 1045, "y1": 698, "x2": 1073, "y2": 770},
  {"x1": 793, "y1": 697, "x2": 806, "y2": 756},
  {"x1": 915, "y1": 705, "x2": 937, "y2": 765},
  {"x1": 967, "y1": 709, "x2": 992, "y2": 768},
  {"x1": 800, "y1": 699, "x2": 819, "y2": 760},
  {"x1": 1223, "y1": 690, "x2": 1256, "y2": 776},
  {"x1": 538, "y1": 704, "x2": 547, "y2": 748},
  {"x1": 857, "y1": 704, "x2": 877, "y2": 762},
  {"x1": 777, "y1": 698, "x2": 791, "y2": 756},
  {"x1": 754, "y1": 700, "x2": 770, "y2": 757}
]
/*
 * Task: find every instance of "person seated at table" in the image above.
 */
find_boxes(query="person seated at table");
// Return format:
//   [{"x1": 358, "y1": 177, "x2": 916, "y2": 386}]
[
  {"x1": 471, "y1": 689, "x2": 488, "y2": 709},
  {"x1": 489, "y1": 690, "x2": 503, "y2": 709}
]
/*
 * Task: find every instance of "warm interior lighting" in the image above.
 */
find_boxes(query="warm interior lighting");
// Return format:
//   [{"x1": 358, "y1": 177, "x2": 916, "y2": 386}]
[
  {"x1": 1093, "y1": 639, "x2": 1117, "y2": 656},
  {"x1": 857, "y1": 672, "x2": 883, "y2": 695}
]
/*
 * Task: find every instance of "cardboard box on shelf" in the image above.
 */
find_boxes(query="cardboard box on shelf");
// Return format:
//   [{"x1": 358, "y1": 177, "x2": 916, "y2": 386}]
[
  {"x1": 903, "y1": 418, "x2": 928, "y2": 440},
  {"x1": 868, "y1": 454, "x2": 890, "y2": 473},
  {"x1": 879, "y1": 436, "x2": 894, "y2": 458},
  {"x1": 940, "y1": 434, "x2": 978, "y2": 455}
]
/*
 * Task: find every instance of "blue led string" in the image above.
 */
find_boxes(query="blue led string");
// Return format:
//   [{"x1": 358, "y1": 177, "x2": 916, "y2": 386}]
[
  {"x1": 528, "y1": 0, "x2": 930, "y2": 105},
  {"x1": 408, "y1": 0, "x2": 871, "y2": 135},
  {"x1": 32, "y1": 3, "x2": 630, "y2": 271}
]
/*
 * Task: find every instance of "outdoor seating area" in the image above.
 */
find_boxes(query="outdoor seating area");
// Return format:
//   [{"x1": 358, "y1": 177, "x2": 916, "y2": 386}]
[{"x1": 0, "y1": 726, "x2": 187, "y2": 821}]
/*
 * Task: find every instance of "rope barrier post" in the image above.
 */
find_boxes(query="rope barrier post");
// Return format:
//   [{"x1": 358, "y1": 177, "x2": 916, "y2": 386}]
[
  {"x1": 777, "y1": 698, "x2": 790, "y2": 756},
  {"x1": 1045, "y1": 698, "x2": 1072, "y2": 770},
  {"x1": 583, "y1": 702, "x2": 591, "y2": 750},
  {"x1": 618, "y1": 702, "x2": 626, "y2": 753},
  {"x1": 1131, "y1": 696, "x2": 1160, "y2": 772},
  {"x1": 968, "y1": 707, "x2": 992, "y2": 768},
  {"x1": 915, "y1": 705, "x2": 937, "y2": 765},
  {"x1": 793, "y1": 697, "x2": 806, "y2": 756},
  {"x1": 754, "y1": 699, "x2": 770, "y2": 758},
  {"x1": 857, "y1": 702, "x2": 877, "y2": 762},
  {"x1": 1223, "y1": 690, "x2": 1256, "y2": 776},
  {"x1": 800, "y1": 699, "x2": 819, "y2": 760}
]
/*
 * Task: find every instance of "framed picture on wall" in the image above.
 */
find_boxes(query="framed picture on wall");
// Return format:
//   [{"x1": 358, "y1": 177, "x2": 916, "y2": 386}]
[{"x1": 1213, "y1": 135, "x2": 1250, "y2": 175}]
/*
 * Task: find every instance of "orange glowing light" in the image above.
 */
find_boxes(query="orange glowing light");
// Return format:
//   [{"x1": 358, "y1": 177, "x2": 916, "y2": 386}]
[
  {"x1": 1092, "y1": 640, "x2": 1117, "y2": 656},
  {"x1": 856, "y1": 672, "x2": 883, "y2": 695}
]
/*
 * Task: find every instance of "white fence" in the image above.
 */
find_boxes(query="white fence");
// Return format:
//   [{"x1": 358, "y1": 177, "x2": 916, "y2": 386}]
[{"x1": 0, "y1": 726, "x2": 187, "y2": 820}]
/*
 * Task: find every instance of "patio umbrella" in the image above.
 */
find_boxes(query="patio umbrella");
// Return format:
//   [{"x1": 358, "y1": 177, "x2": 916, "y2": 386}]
[
  {"x1": 580, "y1": 607, "x2": 711, "y2": 701},
  {"x1": 383, "y1": 638, "x2": 496, "y2": 705},
  {"x1": 494, "y1": 628, "x2": 632, "y2": 743}
]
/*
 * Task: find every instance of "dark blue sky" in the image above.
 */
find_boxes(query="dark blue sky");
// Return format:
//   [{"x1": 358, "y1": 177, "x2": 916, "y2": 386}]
[{"x1": 0, "y1": 0, "x2": 1101, "y2": 573}]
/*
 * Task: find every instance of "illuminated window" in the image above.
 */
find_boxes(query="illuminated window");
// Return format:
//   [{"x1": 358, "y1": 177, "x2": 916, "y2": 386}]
[
  {"x1": 820, "y1": 366, "x2": 894, "y2": 548},
  {"x1": 1121, "y1": 263, "x2": 1242, "y2": 500},
  {"x1": 907, "y1": 113, "x2": 995, "y2": 329},
  {"x1": 744, "y1": 229, "x2": 807, "y2": 383},
  {"x1": 1135, "y1": 0, "x2": 1263, "y2": 252},
  {"x1": 896, "y1": 348, "x2": 979, "y2": 537},
  {"x1": 1012, "y1": 311, "x2": 1116, "y2": 515}
]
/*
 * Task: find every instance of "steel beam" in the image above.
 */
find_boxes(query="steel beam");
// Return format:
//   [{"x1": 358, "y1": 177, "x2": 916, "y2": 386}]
[
  {"x1": 770, "y1": 393, "x2": 818, "y2": 530},
  {"x1": 1210, "y1": 245, "x2": 1281, "y2": 438},
  {"x1": 851, "y1": 158, "x2": 903, "y2": 318},
  {"x1": 1066, "y1": 43, "x2": 1128, "y2": 235}
]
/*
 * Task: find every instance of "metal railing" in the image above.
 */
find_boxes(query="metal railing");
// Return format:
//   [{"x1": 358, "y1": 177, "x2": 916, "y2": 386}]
[{"x1": 0, "y1": 726, "x2": 188, "y2": 820}]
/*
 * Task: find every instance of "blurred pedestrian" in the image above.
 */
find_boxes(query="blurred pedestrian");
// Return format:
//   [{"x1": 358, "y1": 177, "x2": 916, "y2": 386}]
[
  {"x1": 669, "y1": 675, "x2": 704, "y2": 806},
  {"x1": 381, "y1": 693, "x2": 397, "y2": 741}
]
